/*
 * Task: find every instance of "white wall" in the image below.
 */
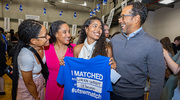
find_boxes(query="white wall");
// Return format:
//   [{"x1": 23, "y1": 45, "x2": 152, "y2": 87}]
[{"x1": 151, "y1": 2, "x2": 180, "y2": 41}]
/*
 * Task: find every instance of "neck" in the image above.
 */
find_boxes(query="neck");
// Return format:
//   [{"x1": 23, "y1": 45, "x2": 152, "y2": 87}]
[
  {"x1": 29, "y1": 44, "x2": 42, "y2": 52},
  {"x1": 126, "y1": 26, "x2": 141, "y2": 37},
  {"x1": 86, "y1": 37, "x2": 96, "y2": 45},
  {"x1": 54, "y1": 41, "x2": 67, "y2": 50}
]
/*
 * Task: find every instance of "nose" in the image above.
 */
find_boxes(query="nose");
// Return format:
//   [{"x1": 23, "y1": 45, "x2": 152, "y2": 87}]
[
  {"x1": 67, "y1": 32, "x2": 71, "y2": 37},
  {"x1": 118, "y1": 18, "x2": 122, "y2": 23}
]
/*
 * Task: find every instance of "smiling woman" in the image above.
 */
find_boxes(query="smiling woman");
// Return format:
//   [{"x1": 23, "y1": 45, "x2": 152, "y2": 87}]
[
  {"x1": 12, "y1": 19, "x2": 50, "y2": 100},
  {"x1": 74, "y1": 17, "x2": 116, "y2": 69},
  {"x1": 44, "y1": 20, "x2": 76, "y2": 100}
]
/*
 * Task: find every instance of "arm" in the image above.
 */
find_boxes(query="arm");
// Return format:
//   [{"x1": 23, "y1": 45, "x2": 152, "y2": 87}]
[
  {"x1": 163, "y1": 49, "x2": 180, "y2": 74},
  {"x1": 73, "y1": 44, "x2": 83, "y2": 58},
  {"x1": 21, "y1": 70, "x2": 39, "y2": 100},
  {"x1": 148, "y1": 42, "x2": 166, "y2": 100},
  {"x1": 106, "y1": 45, "x2": 116, "y2": 69}
]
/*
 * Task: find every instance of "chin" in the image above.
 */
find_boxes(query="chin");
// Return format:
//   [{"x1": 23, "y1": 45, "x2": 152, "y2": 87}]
[
  {"x1": 44, "y1": 43, "x2": 49, "y2": 46},
  {"x1": 65, "y1": 42, "x2": 70, "y2": 44}
]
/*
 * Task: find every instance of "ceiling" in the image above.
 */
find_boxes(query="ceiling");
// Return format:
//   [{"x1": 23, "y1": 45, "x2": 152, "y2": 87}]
[
  {"x1": 3, "y1": 0, "x2": 180, "y2": 26},
  {"x1": 110, "y1": 0, "x2": 180, "y2": 27}
]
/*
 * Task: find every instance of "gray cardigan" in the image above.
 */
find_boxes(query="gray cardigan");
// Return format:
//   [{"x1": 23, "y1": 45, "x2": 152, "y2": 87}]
[{"x1": 110, "y1": 29, "x2": 166, "y2": 100}]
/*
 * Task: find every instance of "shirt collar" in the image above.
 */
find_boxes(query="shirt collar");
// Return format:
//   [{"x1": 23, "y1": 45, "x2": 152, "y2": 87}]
[{"x1": 123, "y1": 27, "x2": 143, "y2": 40}]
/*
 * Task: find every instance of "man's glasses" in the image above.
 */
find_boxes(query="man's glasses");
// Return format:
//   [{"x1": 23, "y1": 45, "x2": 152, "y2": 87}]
[{"x1": 118, "y1": 14, "x2": 134, "y2": 20}]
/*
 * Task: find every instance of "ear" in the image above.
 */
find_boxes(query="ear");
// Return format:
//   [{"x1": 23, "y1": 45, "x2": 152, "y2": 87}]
[
  {"x1": 134, "y1": 15, "x2": 141, "y2": 24},
  {"x1": 30, "y1": 38, "x2": 37, "y2": 45},
  {"x1": 85, "y1": 27, "x2": 88, "y2": 34}
]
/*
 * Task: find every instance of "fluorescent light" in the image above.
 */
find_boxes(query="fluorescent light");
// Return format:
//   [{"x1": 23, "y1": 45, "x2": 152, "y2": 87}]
[{"x1": 159, "y1": 0, "x2": 175, "y2": 4}]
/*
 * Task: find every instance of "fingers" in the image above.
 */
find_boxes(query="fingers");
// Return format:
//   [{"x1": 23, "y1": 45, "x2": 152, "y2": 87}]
[
  {"x1": 111, "y1": 61, "x2": 117, "y2": 69},
  {"x1": 109, "y1": 57, "x2": 114, "y2": 65},
  {"x1": 109, "y1": 57, "x2": 117, "y2": 69},
  {"x1": 60, "y1": 57, "x2": 65, "y2": 66},
  {"x1": 109, "y1": 57, "x2": 114, "y2": 61}
]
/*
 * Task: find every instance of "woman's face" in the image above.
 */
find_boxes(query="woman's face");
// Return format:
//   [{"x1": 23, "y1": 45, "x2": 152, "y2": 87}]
[
  {"x1": 56, "y1": 23, "x2": 71, "y2": 45},
  {"x1": 35, "y1": 25, "x2": 50, "y2": 46},
  {"x1": 86, "y1": 20, "x2": 102, "y2": 42}
]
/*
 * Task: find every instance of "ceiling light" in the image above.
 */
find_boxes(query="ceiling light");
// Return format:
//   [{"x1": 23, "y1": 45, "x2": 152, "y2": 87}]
[
  {"x1": 62, "y1": 0, "x2": 66, "y2": 3},
  {"x1": 159, "y1": 0, "x2": 175, "y2": 4},
  {"x1": 84, "y1": 2, "x2": 87, "y2": 6}
]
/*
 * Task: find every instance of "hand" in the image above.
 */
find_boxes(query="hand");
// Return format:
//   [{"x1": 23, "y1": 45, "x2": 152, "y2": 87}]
[
  {"x1": 163, "y1": 48, "x2": 168, "y2": 57},
  {"x1": 109, "y1": 57, "x2": 117, "y2": 69},
  {"x1": 59, "y1": 56, "x2": 65, "y2": 66}
]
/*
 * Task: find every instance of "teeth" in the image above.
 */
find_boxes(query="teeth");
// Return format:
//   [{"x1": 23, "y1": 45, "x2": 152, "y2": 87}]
[
  {"x1": 95, "y1": 33, "x2": 100, "y2": 36},
  {"x1": 121, "y1": 24, "x2": 125, "y2": 28},
  {"x1": 65, "y1": 38, "x2": 70, "y2": 40}
]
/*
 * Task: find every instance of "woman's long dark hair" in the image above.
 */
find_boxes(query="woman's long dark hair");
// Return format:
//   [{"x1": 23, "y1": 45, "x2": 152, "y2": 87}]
[
  {"x1": 12, "y1": 19, "x2": 42, "y2": 100},
  {"x1": 49, "y1": 20, "x2": 73, "y2": 52},
  {"x1": 77, "y1": 17, "x2": 107, "y2": 58},
  {"x1": 160, "y1": 37, "x2": 174, "y2": 56}
]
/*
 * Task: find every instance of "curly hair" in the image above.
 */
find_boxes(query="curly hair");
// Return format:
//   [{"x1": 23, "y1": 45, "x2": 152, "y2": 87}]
[
  {"x1": 49, "y1": 20, "x2": 73, "y2": 52},
  {"x1": 128, "y1": 1, "x2": 147, "y2": 25},
  {"x1": 12, "y1": 19, "x2": 42, "y2": 100},
  {"x1": 77, "y1": 17, "x2": 107, "y2": 58}
]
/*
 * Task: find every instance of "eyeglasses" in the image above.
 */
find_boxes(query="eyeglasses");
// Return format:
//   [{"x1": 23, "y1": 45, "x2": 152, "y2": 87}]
[
  {"x1": 35, "y1": 33, "x2": 48, "y2": 39},
  {"x1": 118, "y1": 14, "x2": 134, "y2": 20}
]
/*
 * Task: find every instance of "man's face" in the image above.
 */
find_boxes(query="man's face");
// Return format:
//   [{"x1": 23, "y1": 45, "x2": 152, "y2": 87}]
[
  {"x1": 118, "y1": 5, "x2": 135, "y2": 36},
  {"x1": 104, "y1": 25, "x2": 109, "y2": 38}
]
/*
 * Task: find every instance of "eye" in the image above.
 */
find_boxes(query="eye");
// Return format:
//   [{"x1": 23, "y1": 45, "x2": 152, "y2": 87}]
[
  {"x1": 93, "y1": 25, "x2": 97, "y2": 28},
  {"x1": 62, "y1": 30, "x2": 66, "y2": 33}
]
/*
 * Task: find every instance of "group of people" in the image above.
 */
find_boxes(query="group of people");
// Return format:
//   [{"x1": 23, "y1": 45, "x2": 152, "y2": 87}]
[{"x1": 0, "y1": 1, "x2": 180, "y2": 100}]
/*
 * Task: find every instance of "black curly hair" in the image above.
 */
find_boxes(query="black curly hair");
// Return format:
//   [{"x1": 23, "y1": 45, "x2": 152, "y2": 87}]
[
  {"x1": 128, "y1": 1, "x2": 147, "y2": 25},
  {"x1": 77, "y1": 17, "x2": 107, "y2": 58}
]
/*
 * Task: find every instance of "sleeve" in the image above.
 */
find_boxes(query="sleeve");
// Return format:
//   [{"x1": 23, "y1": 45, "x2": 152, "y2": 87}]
[
  {"x1": 147, "y1": 41, "x2": 166, "y2": 100},
  {"x1": 57, "y1": 64, "x2": 65, "y2": 85},
  {"x1": 18, "y1": 50, "x2": 34, "y2": 71},
  {"x1": 172, "y1": 51, "x2": 180, "y2": 64}
]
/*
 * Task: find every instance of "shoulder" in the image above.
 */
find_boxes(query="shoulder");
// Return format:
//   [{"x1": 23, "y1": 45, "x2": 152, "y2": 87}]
[
  {"x1": 143, "y1": 33, "x2": 161, "y2": 45},
  {"x1": 18, "y1": 48, "x2": 35, "y2": 66},
  {"x1": 18, "y1": 48, "x2": 33, "y2": 59},
  {"x1": 70, "y1": 43, "x2": 76, "y2": 48},
  {"x1": 73, "y1": 43, "x2": 84, "y2": 57},
  {"x1": 74, "y1": 43, "x2": 84, "y2": 50},
  {"x1": 110, "y1": 33, "x2": 123, "y2": 42}
]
